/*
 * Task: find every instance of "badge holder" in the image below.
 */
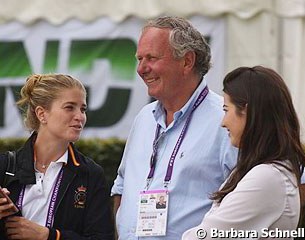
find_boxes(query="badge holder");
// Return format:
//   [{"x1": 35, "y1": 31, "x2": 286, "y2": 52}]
[{"x1": 136, "y1": 189, "x2": 169, "y2": 237}]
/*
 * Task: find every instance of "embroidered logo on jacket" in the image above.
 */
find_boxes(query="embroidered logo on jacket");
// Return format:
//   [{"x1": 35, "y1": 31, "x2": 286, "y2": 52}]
[{"x1": 74, "y1": 185, "x2": 87, "y2": 208}]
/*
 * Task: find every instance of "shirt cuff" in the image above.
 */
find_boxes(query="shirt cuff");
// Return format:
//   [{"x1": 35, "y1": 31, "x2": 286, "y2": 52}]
[{"x1": 111, "y1": 175, "x2": 124, "y2": 196}]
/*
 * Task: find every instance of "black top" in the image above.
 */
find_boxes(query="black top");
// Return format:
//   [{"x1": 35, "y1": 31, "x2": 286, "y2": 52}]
[{"x1": 0, "y1": 133, "x2": 114, "y2": 240}]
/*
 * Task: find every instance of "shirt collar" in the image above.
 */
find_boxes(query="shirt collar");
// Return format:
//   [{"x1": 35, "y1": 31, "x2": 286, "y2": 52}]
[
  {"x1": 153, "y1": 79, "x2": 208, "y2": 127},
  {"x1": 56, "y1": 150, "x2": 68, "y2": 164}
]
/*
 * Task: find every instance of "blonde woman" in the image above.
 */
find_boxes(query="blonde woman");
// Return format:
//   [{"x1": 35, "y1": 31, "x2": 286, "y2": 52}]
[{"x1": 0, "y1": 74, "x2": 114, "y2": 240}]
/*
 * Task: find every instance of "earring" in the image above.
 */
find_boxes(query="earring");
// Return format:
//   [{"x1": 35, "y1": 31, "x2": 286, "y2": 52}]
[{"x1": 41, "y1": 119, "x2": 46, "y2": 124}]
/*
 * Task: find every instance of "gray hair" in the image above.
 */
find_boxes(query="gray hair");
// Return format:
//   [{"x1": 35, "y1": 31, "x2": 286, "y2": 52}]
[{"x1": 144, "y1": 16, "x2": 211, "y2": 79}]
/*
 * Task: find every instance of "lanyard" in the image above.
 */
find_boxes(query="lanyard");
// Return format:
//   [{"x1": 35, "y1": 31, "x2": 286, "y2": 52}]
[
  {"x1": 146, "y1": 86, "x2": 209, "y2": 190},
  {"x1": 16, "y1": 166, "x2": 64, "y2": 228}
]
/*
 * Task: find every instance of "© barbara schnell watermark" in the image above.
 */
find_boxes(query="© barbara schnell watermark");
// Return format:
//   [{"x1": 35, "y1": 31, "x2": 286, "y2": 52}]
[
  {"x1": 195, "y1": 228, "x2": 305, "y2": 239},
  {"x1": 196, "y1": 229, "x2": 207, "y2": 239}
]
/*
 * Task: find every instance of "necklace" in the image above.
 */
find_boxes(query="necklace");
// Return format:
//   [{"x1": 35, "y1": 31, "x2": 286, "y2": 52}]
[
  {"x1": 34, "y1": 147, "x2": 51, "y2": 170},
  {"x1": 35, "y1": 161, "x2": 50, "y2": 169},
  {"x1": 41, "y1": 163, "x2": 49, "y2": 169}
]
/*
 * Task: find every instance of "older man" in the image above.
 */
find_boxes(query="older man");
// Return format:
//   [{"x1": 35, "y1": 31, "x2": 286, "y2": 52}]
[{"x1": 111, "y1": 16, "x2": 237, "y2": 240}]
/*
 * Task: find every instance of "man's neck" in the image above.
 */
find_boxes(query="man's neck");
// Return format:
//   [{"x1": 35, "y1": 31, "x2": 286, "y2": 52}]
[{"x1": 162, "y1": 80, "x2": 201, "y2": 126}]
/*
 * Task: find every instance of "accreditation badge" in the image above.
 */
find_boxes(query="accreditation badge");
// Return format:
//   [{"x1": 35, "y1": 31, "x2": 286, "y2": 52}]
[{"x1": 136, "y1": 189, "x2": 169, "y2": 237}]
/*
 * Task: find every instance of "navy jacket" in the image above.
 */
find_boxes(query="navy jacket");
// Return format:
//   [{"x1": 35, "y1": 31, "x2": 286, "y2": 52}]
[{"x1": 0, "y1": 134, "x2": 114, "y2": 240}]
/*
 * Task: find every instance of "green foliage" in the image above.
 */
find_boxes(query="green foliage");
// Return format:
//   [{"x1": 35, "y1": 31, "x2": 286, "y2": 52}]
[
  {"x1": 75, "y1": 138, "x2": 125, "y2": 187},
  {"x1": 0, "y1": 137, "x2": 125, "y2": 188},
  {"x1": 0, "y1": 138, "x2": 26, "y2": 152}
]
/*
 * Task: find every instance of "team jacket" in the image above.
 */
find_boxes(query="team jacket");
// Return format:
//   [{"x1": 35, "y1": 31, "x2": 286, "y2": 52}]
[{"x1": 0, "y1": 133, "x2": 114, "y2": 240}]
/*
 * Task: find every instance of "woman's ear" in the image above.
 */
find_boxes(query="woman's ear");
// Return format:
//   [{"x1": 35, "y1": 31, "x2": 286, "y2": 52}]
[
  {"x1": 35, "y1": 106, "x2": 46, "y2": 124},
  {"x1": 241, "y1": 103, "x2": 248, "y2": 115}
]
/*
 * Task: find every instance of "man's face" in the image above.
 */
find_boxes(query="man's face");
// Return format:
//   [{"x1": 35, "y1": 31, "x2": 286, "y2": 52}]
[
  {"x1": 136, "y1": 27, "x2": 185, "y2": 102},
  {"x1": 159, "y1": 196, "x2": 165, "y2": 203}
]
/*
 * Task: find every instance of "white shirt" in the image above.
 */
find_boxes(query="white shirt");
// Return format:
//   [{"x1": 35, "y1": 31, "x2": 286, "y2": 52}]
[
  {"x1": 182, "y1": 162, "x2": 300, "y2": 240},
  {"x1": 22, "y1": 151, "x2": 68, "y2": 226}
]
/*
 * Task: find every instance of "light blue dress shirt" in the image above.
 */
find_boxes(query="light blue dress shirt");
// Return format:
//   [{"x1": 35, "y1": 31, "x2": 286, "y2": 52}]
[{"x1": 111, "y1": 80, "x2": 238, "y2": 240}]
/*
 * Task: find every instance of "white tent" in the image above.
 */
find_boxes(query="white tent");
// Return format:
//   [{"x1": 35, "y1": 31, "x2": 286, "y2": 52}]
[{"x1": 0, "y1": 0, "x2": 304, "y2": 141}]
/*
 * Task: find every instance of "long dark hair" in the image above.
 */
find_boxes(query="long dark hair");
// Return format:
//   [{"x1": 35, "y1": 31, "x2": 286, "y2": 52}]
[{"x1": 212, "y1": 66, "x2": 305, "y2": 203}]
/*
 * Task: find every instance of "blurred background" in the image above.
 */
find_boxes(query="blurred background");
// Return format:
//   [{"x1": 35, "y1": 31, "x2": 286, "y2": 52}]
[{"x1": 0, "y1": 0, "x2": 304, "y2": 142}]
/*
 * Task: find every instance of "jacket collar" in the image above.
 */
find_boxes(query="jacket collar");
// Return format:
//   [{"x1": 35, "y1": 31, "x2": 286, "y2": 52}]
[{"x1": 10, "y1": 132, "x2": 82, "y2": 186}]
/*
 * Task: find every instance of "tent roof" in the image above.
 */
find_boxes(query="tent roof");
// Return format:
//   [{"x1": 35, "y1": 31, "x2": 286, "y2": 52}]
[{"x1": 0, "y1": 0, "x2": 305, "y2": 25}]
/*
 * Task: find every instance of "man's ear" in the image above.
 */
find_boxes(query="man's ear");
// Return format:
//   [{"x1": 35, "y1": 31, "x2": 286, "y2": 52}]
[{"x1": 183, "y1": 51, "x2": 196, "y2": 73}]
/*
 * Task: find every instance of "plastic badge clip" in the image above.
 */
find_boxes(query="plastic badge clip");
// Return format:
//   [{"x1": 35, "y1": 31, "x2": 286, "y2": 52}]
[{"x1": 163, "y1": 180, "x2": 171, "y2": 189}]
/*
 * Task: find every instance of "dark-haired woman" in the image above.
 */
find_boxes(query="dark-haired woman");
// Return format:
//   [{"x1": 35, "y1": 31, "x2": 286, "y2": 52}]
[{"x1": 183, "y1": 66, "x2": 305, "y2": 240}]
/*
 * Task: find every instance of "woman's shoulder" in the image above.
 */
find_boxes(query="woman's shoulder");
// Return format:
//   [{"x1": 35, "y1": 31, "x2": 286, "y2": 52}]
[
  {"x1": 73, "y1": 148, "x2": 105, "y2": 174},
  {"x1": 248, "y1": 163, "x2": 290, "y2": 178},
  {"x1": 0, "y1": 152, "x2": 8, "y2": 162},
  {"x1": 0, "y1": 152, "x2": 9, "y2": 170},
  {"x1": 250, "y1": 162, "x2": 295, "y2": 176},
  {"x1": 242, "y1": 162, "x2": 297, "y2": 191}
]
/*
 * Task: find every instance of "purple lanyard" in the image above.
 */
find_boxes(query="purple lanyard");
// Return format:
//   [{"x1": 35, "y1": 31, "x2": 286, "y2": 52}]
[
  {"x1": 146, "y1": 86, "x2": 209, "y2": 189},
  {"x1": 16, "y1": 167, "x2": 64, "y2": 228}
]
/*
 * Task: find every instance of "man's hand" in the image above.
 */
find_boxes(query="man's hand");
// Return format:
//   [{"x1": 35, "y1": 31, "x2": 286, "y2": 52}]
[{"x1": 112, "y1": 195, "x2": 122, "y2": 240}]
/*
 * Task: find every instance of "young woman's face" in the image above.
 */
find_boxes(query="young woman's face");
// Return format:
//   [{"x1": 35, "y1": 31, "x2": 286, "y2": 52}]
[
  {"x1": 221, "y1": 93, "x2": 247, "y2": 148},
  {"x1": 38, "y1": 87, "x2": 87, "y2": 144}
]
